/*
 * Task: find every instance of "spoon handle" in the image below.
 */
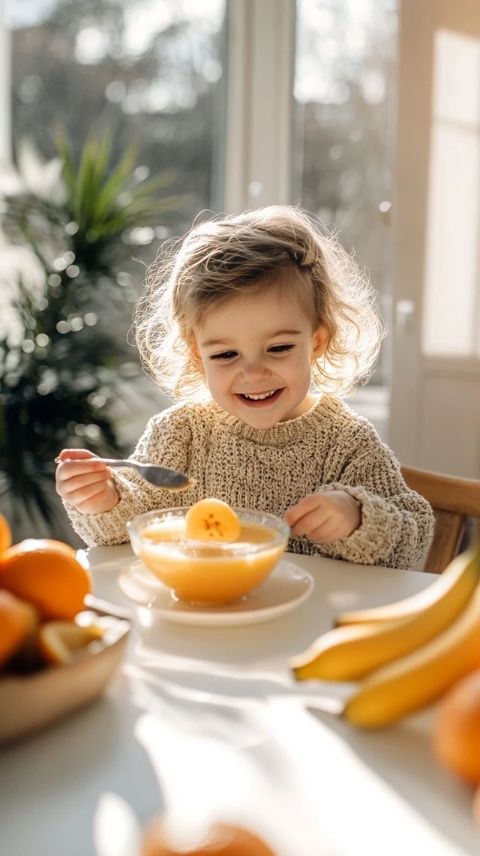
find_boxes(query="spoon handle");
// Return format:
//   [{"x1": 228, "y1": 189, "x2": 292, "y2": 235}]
[
  {"x1": 95, "y1": 459, "x2": 135, "y2": 468},
  {"x1": 97, "y1": 458, "x2": 193, "y2": 490},
  {"x1": 83, "y1": 593, "x2": 132, "y2": 621}
]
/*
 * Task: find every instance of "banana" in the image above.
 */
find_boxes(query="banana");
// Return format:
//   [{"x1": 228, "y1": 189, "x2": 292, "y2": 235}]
[
  {"x1": 185, "y1": 498, "x2": 241, "y2": 542},
  {"x1": 290, "y1": 546, "x2": 480, "y2": 681},
  {"x1": 291, "y1": 617, "x2": 410, "y2": 681},
  {"x1": 334, "y1": 545, "x2": 480, "y2": 627},
  {"x1": 342, "y1": 577, "x2": 480, "y2": 728}
]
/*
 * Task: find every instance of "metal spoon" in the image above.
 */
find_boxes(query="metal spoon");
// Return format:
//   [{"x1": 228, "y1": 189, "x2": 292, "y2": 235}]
[
  {"x1": 56, "y1": 456, "x2": 194, "y2": 491},
  {"x1": 98, "y1": 458, "x2": 194, "y2": 490}
]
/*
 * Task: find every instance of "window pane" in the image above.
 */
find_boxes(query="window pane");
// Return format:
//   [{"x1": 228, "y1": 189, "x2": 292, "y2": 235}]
[
  {"x1": 423, "y1": 30, "x2": 480, "y2": 357},
  {"x1": 7, "y1": 0, "x2": 226, "y2": 227},
  {"x1": 294, "y1": 0, "x2": 398, "y2": 385}
]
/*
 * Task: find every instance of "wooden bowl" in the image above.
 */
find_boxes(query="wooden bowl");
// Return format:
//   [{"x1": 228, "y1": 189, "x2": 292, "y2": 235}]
[{"x1": 0, "y1": 611, "x2": 130, "y2": 744}]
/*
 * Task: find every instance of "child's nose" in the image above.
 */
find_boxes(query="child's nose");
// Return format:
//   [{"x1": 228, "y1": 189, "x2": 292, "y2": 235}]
[{"x1": 241, "y1": 358, "x2": 270, "y2": 379}]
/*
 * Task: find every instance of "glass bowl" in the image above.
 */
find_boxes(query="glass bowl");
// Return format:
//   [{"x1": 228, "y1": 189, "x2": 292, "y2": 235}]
[{"x1": 127, "y1": 507, "x2": 290, "y2": 605}]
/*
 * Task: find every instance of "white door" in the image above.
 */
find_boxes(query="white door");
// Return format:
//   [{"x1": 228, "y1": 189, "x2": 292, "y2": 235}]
[{"x1": 389, "y1": 0, "x2": 480, "y2": 478}]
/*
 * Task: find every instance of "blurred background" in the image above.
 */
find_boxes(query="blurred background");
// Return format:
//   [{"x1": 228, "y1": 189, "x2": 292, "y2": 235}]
[{"x1": 0, "y1": 0, "x2": 478, "y2": 542}]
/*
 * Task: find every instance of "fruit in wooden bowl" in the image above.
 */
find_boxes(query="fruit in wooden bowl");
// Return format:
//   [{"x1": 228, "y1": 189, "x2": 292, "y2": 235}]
[
  {"x1": 0, "y1": 518, "x2": 130, "y2": 743},
  {"x1": 0, "y1": 610, "x2": 129, "y2": 743}
]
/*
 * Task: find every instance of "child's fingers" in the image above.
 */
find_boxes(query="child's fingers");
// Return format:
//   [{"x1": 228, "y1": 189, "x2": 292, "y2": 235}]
[
  {"x1": 308, "y1": 520, "x2": 342, "y2": 543},
  {"x1": 57, "y1": 470, "x2": 109, "y2": 498},
  {"x1": 64, "y1": 481, "x2": 110, "y2": 509},
  {"x1": 75, "y1": 486, "x2": 115, "y2": 514},
  {"x1": 56, "y1": 459, "x2": 108, "y2": 484},
  {"x1": 55, "y1": 467, "x2": 110, "y2": 507},
  {"x1": 56, "y1": 448, "x2": 98, "y2": 463},
  {"x1": 289, "y1": 507, "x2": 331, "y2": 538},
  {"x1": 55, "y1": 451, "x2": 120, "y2": 513},
  {"x1": 284, "y1": 494, "x2": 324, "y2": 527}
]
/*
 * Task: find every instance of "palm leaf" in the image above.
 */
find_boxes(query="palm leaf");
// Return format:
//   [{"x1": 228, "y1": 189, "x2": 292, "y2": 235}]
[
  {"x1": 54, "y1": 131, "x2": 76, "y2": 199},
  {"x1": 93, "y1": 144, "x2": 138, "y2": 223},
  {"x1": 0, "y1": 129, "x2": 182, "y2": 540}
]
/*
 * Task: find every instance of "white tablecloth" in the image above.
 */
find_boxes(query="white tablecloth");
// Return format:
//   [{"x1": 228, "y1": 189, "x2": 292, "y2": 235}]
[{"x1": 0, "y1": 546, "x2": 477, "y2": 856}]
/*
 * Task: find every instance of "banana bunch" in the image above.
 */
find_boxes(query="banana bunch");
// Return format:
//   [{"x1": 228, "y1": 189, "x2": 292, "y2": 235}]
[{"x1": 290, "y1": 545, "x2": 480, "y2": 728}]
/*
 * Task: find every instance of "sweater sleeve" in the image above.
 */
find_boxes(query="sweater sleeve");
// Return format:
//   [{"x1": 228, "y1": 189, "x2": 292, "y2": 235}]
[
  {"x1": 308, "y1": 426, "x2": 435, "y2": 570},
  {"x1": 63, "y1": 405, "x2": 196, "y2": 547}
]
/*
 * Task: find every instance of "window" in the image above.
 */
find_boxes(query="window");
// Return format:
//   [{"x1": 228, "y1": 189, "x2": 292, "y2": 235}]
[
  {"x1": 7, "y1": 0, "x2": 227, "y2": 229},
  {"x1": 423, "y1": 29, "x2": 480, "y2": 357},
  {"x1": 1, "y1": 0, "x2": 227, "y2": 447},
  {"x1": 294, "y1": 0, "x2": 398, "y2": 386}
]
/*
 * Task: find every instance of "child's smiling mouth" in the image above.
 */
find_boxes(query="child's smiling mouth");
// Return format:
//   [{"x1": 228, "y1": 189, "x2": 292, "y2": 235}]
[{"x1": 236, "y1": 388, "x2": 283, "y2": 406}]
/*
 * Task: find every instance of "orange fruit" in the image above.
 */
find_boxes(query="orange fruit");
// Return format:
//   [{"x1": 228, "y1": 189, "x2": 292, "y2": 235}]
[
  {"x1": 27, "y1": 538, "x2": 76, "y2": 556},
  {"x1": 0, "y1": 539, "x2": 92, "y2": 621},
  {"x1": 38, "y1": 620, "x2": 104, "y2": 665},
  {"x1": 141, "y1": 819, "x2": 275, "y2": 856},
  {"x1": 433, "y1": 670, "x2": 480, "y2": 785},
  {"x1": 0, "y1": 590, "x2": 38, "y2": 668},
  {"x1": 0, "y1": 513, "x2": 12, "y2": 554}
]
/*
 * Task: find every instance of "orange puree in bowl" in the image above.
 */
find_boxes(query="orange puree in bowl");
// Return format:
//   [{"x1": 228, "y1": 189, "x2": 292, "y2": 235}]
[{"x1": 138, "y1": 519, "x2": 284, "y2": 604}]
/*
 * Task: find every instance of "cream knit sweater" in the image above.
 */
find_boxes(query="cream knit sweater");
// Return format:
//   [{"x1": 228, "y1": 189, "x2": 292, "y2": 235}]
[{"x1": 64, "y1": 396, "x2": 434, "y2": 569}]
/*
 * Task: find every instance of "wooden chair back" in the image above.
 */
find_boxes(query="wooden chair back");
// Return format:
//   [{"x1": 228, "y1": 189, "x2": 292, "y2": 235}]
[{"x1": 401, "y1": 466, "x2": 480, "y2": 574}]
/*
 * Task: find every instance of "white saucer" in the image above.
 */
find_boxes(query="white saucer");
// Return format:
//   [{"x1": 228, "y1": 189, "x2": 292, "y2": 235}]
[{"x1": 118, "y1": 558, "x2": 314, "y2": 627}]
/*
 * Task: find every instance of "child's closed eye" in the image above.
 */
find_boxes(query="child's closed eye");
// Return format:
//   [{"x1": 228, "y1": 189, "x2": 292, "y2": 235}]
[
  {"x1": 209, "y1": 344, "x2": 294, "y2": 361},
  {"x1": 268, "y1": 344, "x2": 295, "y2": 353},
  {"x1": 209, "y1": 350, "x2": 238, "y2": 361}
]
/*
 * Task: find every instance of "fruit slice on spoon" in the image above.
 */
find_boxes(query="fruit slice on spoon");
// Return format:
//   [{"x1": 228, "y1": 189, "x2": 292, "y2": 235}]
[{"x1": 185, "y1": 498, "x2": 241, "y2": 542}]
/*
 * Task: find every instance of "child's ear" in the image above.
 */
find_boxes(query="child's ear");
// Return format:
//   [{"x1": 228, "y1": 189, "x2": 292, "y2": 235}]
[
  {"x1": 312, "y1": 326, "x2": 328, "y2": 357},
  {"x1": 189, "y1": 341, "x2": 204, "y2": 373}
]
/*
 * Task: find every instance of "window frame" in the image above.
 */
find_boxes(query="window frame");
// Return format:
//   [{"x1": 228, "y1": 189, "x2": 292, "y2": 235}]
[
  {"x1": 0, "y1": 0, "x2": 11, "y2": 162},
  {"x1": 223, "y1": 0, "x2": 295, "y2": 213}
]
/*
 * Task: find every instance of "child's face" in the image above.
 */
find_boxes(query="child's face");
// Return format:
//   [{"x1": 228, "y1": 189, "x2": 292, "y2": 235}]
[{"x1": 193, "y1": 283, "x2": 325, "y2": 429}]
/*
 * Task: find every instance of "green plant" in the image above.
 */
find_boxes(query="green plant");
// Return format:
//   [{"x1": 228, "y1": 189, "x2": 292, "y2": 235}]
[{"x1": 0, "y1": 133, "x2": 180, "y2": 540}]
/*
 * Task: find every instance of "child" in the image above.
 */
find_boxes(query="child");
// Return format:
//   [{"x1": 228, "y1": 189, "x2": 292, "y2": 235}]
[{"x1": 56, "y1": 205, "x2": 434, "y2": 569}]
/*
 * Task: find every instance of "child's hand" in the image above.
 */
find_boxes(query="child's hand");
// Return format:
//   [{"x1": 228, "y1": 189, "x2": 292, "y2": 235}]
[
  {"x1": 285, "y1": 490, "x2": 361, "y2": 543},
  {"x1": 55, "y1": 449, "x2": 120, "y2": 514}
]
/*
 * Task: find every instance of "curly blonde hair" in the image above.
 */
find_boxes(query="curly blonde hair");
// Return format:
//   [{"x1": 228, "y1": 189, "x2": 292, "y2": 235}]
[{"x1": 134, "y1": 205, "x2": 385, "y2": 399}]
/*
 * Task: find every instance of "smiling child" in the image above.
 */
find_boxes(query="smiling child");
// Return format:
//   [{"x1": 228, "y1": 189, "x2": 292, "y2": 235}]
[{"x1": 56, "y1": 205, "x2": 434, "y2": 568}]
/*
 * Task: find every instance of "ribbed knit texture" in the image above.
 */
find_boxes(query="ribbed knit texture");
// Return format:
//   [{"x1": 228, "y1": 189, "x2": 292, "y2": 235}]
[{"x1": 64, "y1": 396, "x2": 434, "y2": 569}]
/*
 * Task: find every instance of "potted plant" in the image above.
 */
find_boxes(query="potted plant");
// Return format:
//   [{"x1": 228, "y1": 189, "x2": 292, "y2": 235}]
[{"x1": 0, "y1": 133, "x2": 180, "y2": 543}]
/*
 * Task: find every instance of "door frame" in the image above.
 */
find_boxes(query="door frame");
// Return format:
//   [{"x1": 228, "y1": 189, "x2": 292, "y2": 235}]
[{"x1": 389, "y1": 0, "x2": 480, "y2": 472}]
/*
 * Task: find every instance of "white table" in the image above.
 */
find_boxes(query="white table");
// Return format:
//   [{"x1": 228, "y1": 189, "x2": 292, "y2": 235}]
[{"x1": 0, "y1": 547, "x2": 478, "y2": 856}]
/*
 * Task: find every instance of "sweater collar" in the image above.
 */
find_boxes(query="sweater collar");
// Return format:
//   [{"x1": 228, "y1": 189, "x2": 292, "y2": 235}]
[{"x1": 210, "y1": 395, "x2": 342, "y2": 446}]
